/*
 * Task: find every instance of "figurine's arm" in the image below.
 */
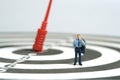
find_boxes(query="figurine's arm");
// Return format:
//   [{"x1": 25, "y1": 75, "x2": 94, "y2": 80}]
[{"x1": 73, "y1": 40, "x2": 76, "y2": 48}]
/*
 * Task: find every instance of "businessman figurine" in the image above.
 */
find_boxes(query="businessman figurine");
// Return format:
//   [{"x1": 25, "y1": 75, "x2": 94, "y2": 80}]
[{"x1": 73, "y1": 34, "x2": 86, "y2": 66}]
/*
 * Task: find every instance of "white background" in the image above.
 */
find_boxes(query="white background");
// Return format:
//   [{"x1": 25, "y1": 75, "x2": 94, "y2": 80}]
[{"x1": 0, "y1": 0, "x2": 120, "y2": 36}]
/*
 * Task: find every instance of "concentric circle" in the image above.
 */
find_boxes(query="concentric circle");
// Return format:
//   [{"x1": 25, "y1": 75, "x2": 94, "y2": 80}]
[{"x1": 0, "y1": 32, "x2": 120, "y2": 80}]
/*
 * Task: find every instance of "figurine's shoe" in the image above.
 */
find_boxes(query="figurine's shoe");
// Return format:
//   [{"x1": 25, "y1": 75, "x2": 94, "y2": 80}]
[
  {"x1": 79, "y1": 64, "x2": 82, "y2": 66},
  {"x1": 73, "y1": 64, "x2": 76, "y2": 65}
]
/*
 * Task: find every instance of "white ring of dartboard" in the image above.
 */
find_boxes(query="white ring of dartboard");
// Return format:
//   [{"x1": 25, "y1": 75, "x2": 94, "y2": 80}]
[{"x1": 0, "y1": 33, "x2": 120, "y2": 80}]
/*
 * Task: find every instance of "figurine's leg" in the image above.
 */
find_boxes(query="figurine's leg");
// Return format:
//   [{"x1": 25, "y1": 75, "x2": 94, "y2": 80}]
[
  {"x1": 78, "y1": 49, "x2": 82, "y2": 65},
  {"x1": 74, "y1": 48, "x2": 77, "y2": 65}
]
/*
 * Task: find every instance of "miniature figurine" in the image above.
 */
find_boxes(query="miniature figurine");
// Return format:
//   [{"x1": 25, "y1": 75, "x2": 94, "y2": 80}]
[{"x1": 73, "y1": 34, "x2": 86, "y2": 66}]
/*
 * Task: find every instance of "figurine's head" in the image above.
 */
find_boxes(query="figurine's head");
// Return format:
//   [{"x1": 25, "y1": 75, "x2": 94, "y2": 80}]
[{"x1": 77, "y1": 34, "x2": 82, "y2": 39}]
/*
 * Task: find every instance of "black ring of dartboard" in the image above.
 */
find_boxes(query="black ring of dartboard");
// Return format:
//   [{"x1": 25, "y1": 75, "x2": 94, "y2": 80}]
[
  {"x1": 1, "y1": 41, "x2": 119, "y2": 74},
  {"x1": 0, "y1": 44, "x2": 101, "y2": 64}
]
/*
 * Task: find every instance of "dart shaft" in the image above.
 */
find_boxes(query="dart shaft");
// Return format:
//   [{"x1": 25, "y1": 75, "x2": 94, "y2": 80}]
[
  {"x1": 41, "y1": 0, "x2": 52, "y2": 30},
  {"x1": 33, "y1": 0, "x2": 52, "y2": 52}
]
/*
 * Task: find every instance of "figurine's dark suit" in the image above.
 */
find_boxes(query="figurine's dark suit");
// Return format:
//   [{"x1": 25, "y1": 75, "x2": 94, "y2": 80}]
[{"x1": 81, "y1": 39, "x2": 86, "y2": 54}]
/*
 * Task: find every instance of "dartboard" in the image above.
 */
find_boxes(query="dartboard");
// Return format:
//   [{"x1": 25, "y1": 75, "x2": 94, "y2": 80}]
[{"x1": 0, "y1": 32, "x2": 120, "y2": 80}]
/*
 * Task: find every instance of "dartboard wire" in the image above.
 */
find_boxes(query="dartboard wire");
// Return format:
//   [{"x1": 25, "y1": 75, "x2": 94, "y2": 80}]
[{"x1": 0, "y1": 53, "x2": 37, "y2": 73}]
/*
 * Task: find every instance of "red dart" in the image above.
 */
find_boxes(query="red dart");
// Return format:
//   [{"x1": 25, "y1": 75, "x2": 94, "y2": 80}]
[{"x1": 33, "y1": 0, "x2": 52, "y2": 52}]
